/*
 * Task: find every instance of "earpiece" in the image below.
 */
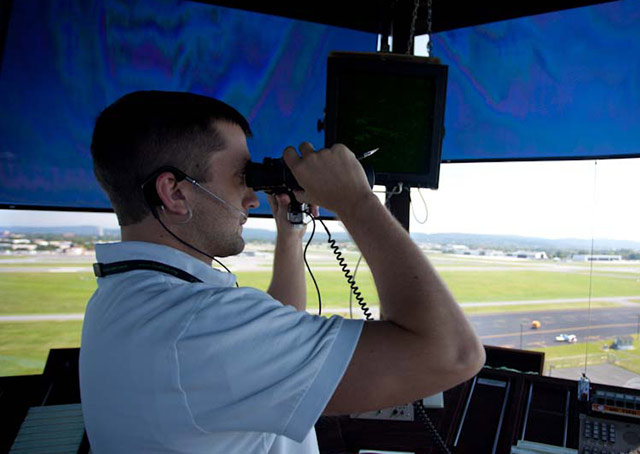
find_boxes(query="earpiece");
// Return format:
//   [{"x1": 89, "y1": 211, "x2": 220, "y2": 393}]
[
  {"x1": 141, "y1": 165, "x2": 247, "y2": 221},
  {"x1": 158, "y1": 204, "x2": 193, "y2": 224},
  {"x1": 141, "y1": 166, "x2": 187, "y2": 219}
]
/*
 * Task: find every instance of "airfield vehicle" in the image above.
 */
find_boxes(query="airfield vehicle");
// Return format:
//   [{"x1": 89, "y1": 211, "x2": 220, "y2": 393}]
[{"x1": 555, "y1": 333, "x2": 578, "y2": 343}]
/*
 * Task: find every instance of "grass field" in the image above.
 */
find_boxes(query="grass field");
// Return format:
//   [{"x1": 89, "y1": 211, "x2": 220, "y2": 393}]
[
  {"x1": 440, "y1": 270, "x2": 640, "y2": 302},
  {"x1": 2, "y1": 250, "x2": 640, "y2": 377},
  {"x1": 0, "y1": 321, "x2": 83, "y2": 376},
  {"x1": 0, "y1": 273, "x2": 97, "y2": 314},
  {"x1": 2, "y1": 266, "x2": 638, "y2": 315},
  {"x1": 536, "y1": 338, "x2": 640, "y2": 377}
]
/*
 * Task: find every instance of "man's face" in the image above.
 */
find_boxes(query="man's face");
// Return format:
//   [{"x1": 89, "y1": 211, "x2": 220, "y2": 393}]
[{"x1": 187, "y1": 121, "x2": 259, "y2": 258}]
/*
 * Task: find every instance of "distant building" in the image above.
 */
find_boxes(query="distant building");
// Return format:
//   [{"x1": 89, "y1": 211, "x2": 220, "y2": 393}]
[
  {"x1": 483, "y1": 250, "x2": 505, "y2": 257},
  {"x1": 418, "y1": 243, "x2": 441, "y2": 252},
  {"x1": 506, "y1": 251, "x2": 548, "y2": 260},
  {"x1": 11, "y1": 244, "x2": 37, "y2": 252},
  {"x1": 459, "y1": 249, "x2": 506, "y2": 256},
  {"x1": 50, "y1": 241, "x2": 73, "y2": 249},
  {"x1": 443, "y1": 244, "x2": 469, "y2": 253},
  {"x1": 572, "y1": 254, "x2": 622, "y2": 262},
  {"x1": 64, "y1": 246, "x2": 87, "y2": 255}
]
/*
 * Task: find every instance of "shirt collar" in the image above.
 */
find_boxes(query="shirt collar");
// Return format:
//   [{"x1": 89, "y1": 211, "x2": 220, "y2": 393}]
[{"x1": 94, "y1": 241, "x2": 237, "y2": 287}]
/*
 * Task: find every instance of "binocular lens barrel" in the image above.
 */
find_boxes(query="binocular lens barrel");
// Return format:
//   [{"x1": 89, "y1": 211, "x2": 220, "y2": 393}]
[
  {"x1": 245, "y1": 156, "x2": 375, "y2": 194},
  {"x1": 245, "y1": 158, "x2": 302, "y2": 193}
]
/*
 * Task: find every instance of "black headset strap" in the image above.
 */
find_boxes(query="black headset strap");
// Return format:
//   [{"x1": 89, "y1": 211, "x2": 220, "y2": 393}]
[{"x1": 93, "y1": 260, "x2": 202, "y2": 283}]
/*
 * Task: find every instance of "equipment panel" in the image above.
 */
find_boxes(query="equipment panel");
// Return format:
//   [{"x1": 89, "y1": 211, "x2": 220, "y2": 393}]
[{"x1": 579, "y1": 413, "x2": 640, "y2": 454}]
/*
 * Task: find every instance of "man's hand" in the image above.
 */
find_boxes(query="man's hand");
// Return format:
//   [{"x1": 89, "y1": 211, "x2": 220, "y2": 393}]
[
  {"x1": 283, "y1": 142, "x2": 375, "y2": 216},
  {"x1": 266, "y1": 191, "x2": 317, "y2": 311},
  {"x1": 267, "y1": 193, "x2": 318, "y2": 240}
]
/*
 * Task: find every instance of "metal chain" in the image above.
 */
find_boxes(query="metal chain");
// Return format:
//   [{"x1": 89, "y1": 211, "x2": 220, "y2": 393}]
[
  {"x1": 406, "y1": 0, "x2": 435, "y2": 56},
  {"x1": 406, "y1": 0, "x2": 420, "y2": 55},
  {"x1": 427, "y1": 0, "x2": 433, "y2": 56}
]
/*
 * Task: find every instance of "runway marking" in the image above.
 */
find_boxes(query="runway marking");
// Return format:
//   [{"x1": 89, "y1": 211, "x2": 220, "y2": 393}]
[
  {"x1": 462, "y1": 296, "x2": 640, "y2": 307},
  {"x1": 480, "y1": 322, "x2": 639, "y2": 340}
]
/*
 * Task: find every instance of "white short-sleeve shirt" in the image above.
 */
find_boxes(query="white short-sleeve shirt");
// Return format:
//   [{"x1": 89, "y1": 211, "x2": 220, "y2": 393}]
[{"x1": 80, "y1": 241, "x2": 363, "y2": 454}]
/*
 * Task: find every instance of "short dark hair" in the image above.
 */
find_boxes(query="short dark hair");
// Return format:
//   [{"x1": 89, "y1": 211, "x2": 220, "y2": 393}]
[{"x1": 91, "y1": 90, "x2": 252, "y2": 225}]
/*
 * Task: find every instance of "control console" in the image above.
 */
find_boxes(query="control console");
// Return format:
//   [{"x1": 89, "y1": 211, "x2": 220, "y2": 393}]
[{"x1": 579, "y1": 413, "x2": 640, "y2": 454}]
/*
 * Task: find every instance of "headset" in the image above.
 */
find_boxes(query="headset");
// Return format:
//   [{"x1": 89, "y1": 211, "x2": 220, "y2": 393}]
[
  {"x1": 140, "y1": 165, "x2": 240, "y2": 279},
  {"x1": 141, "y1": 165, "x2": 247, "y2": 221}
]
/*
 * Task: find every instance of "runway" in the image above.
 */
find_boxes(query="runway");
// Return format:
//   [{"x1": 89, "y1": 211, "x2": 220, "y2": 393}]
[
  {"x1": 470, "y1": 305, "x2": 640, "y2": 349},
  {"x1": 3, "y1": 299, "x2": 640, "y2": 353}
]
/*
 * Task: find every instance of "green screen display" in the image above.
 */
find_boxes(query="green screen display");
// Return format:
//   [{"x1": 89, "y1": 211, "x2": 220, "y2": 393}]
[{"x1": 336, "y1": 72, "x2": 436, "y2": 176}]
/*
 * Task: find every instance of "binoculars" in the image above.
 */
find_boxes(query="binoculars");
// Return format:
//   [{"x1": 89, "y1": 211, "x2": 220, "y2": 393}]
[
  {"x1": 245, "y1": 158, "x2": 303, "y2": 194},
  {"x1": 245, "y1": 157, "x2": 375, "y2": 223}
]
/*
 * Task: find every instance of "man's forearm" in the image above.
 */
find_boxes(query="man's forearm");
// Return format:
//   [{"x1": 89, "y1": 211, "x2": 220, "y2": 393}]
[
  {"x1": 339, "y1": 194, "x2": 483, "y2": 363},
  {"x1": 267, "y1": 234, "x2": 306, "y2": 311}
]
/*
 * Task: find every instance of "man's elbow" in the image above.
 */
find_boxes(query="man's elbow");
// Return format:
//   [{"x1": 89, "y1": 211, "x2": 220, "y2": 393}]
[
  {"x1": 449, "y1": 337, "x2": 486, "y2": 383},
  {"x1": 427, "y1": 334, "x2": 485, "y2": 389}
]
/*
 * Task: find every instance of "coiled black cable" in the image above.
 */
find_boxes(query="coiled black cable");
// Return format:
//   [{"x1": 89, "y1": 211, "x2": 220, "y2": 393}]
[
  {"x1": 307, "y1": 213, "x2": 373, "y2": 321},
  {"x1": 303, "y1": 210, "x2": 451, "y2": 454},
  {"x1": 349, "y1": 254, "x2": 364, "y2": 319}
]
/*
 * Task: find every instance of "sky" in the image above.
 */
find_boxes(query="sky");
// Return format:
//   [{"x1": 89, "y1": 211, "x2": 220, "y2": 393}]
[
  {"x1": 2, "y1": 157, "x2": 639, "y2": 242},
  {"x1": 408, "y1": 158, "x2": 640, "y2": 241}
]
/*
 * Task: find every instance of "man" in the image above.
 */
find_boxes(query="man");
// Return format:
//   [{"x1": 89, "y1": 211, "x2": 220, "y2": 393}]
[{"x1": 80, "y1": 90, "x2": 485, "y2": 453}]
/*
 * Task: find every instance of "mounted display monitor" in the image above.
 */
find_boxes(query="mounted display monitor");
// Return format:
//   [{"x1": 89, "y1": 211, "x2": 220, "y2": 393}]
[
  {"x1": 325, "y1": 52, "x2": 448, "y2": 189},
  {"x1": 0, "y1": 0, "x2": 376, "y2": 213},
  {"x1": 434, "y1": 0, "x2": 640, "y2": 162}
]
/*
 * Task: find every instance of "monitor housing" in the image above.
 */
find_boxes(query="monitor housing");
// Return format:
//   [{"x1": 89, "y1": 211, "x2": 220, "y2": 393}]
[{"x1": 325, "y1": 51, "x2": 448, "y2": 189}]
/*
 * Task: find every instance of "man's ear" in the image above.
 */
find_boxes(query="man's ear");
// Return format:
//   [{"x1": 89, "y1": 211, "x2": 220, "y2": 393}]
[{"x1": 155, "y1": 171, "x2": 190, "y2": 216}]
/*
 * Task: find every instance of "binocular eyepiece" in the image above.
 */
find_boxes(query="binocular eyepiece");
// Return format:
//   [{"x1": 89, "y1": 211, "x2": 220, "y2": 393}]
[{"x1": 245, "y1": 158, "x2": 307, "y2": 224}]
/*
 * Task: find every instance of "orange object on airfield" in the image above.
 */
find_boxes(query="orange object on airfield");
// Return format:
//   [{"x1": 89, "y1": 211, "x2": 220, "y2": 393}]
[{"x1": 531, "y1": 320, "x2": 541, "y2": 329}]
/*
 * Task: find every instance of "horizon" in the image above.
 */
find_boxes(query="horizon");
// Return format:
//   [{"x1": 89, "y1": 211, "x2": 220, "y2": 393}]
[
  {"x1": 2, "y1": 221, "x2": 640, "y2": 248},
  {"x1": 2, "y1": 159, "x2": 640, "y2": 243}
]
